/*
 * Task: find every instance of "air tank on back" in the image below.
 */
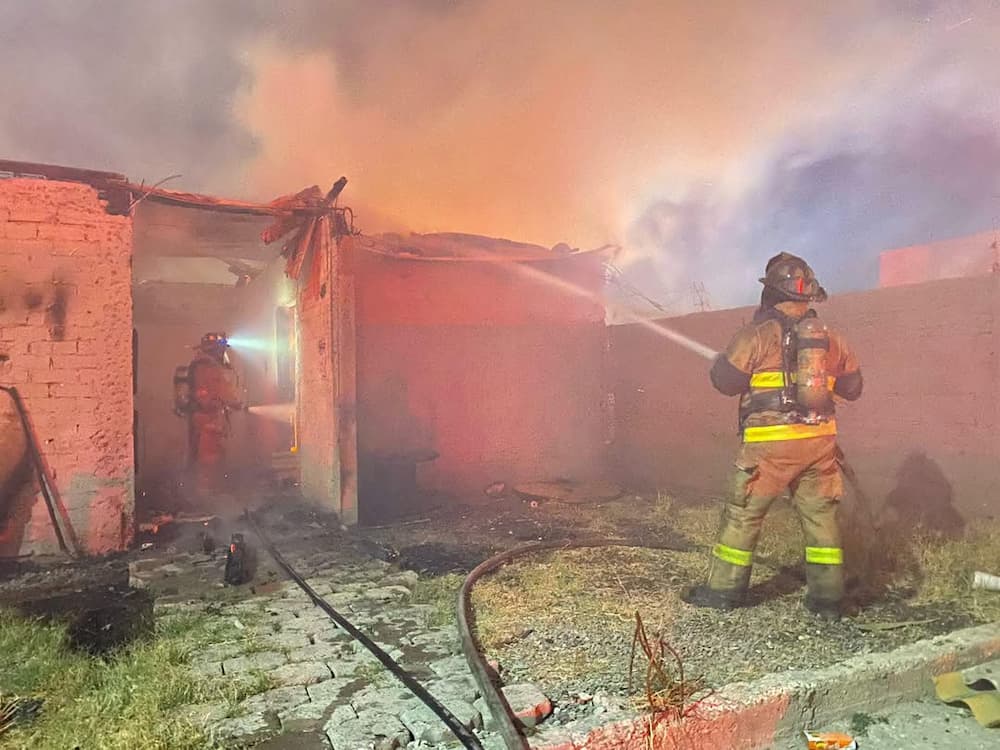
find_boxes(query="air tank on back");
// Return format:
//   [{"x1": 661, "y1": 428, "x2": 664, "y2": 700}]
[{"x1": 795, "y1": 315, "x2": 833, "y2": 416}]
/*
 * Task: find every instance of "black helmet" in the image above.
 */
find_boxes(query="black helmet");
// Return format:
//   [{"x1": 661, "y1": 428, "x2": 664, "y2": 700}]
[
  {"x1": 759, "y1": 252, "x2": 827, "y2": 302},
  {"x1": 199, "y1": 332, "x2": 229, "y2": 351}
]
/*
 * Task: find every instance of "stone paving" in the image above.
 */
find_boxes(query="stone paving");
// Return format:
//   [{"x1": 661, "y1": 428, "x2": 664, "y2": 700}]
[{"x1": 130, "y1": 514, "x2": 514, "y2": 750}]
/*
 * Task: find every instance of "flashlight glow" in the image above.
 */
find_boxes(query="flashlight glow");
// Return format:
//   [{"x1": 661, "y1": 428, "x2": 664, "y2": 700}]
[{"x1": 226, "y1": 335, "x2": 272, "y2": 352}]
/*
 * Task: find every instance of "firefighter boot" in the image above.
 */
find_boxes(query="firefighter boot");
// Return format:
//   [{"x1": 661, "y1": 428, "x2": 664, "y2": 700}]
[
  {"x1": 689, "y1": 486, "x2": 776, "y2": 610},
  {"x1": 796, "y1": 494, "x2": 846, "y2": 621}
]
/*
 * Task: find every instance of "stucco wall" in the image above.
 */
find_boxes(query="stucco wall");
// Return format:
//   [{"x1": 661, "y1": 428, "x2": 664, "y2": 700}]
[
  {"x1": 354, "y1": 251, "x2": 609, "y2": 516},
  {"x1": 0, "y1": 178, "x2": 134, "y2": 555},
  {"x1": 609, "y1": 275, "x2": 1000, "y2": 526}
]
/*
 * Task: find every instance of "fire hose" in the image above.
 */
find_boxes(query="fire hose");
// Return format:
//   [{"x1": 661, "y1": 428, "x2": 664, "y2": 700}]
[
  {"x1": 245, "y1": 511, "x2": 486, "y2": 750},
  {"x1": 457, "y1": 538, "x2": 694, "y2": 750},
  {"x1": 249, "y1": 512, "x2": 692, "y2": 750}
]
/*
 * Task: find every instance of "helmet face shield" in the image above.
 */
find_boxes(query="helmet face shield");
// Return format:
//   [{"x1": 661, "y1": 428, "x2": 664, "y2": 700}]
[{"x1": 759, "y1": 255, "x2": 826, "y2": 302}]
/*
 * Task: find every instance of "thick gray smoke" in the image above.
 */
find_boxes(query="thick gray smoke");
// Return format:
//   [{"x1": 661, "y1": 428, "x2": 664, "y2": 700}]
[{"x1": 2, "y1": 1, "x2": 998, "y2": 310}]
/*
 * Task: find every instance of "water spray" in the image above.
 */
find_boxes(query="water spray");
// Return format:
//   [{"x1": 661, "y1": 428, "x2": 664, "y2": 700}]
[
  {"x1": 246, "y1": 402, "x2": 295, "y2": 421},
  {"x1": 510, "y1": 261, "x2": 720, "y2": 361}
]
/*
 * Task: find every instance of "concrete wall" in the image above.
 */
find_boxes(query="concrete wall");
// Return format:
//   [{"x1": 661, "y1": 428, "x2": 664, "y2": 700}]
[
  {"x1": 0, "y1": 178, "x2": 134, "y2": 555},
  {"x1": 355, "y1": 251, "x2": 608, "y2": 516},
  {"x1": 609, "y1": 275, "x2": 1000, "y2": 526},
  {"x1": 296, "y1": 233, "x2": 341, "y2": 512}
]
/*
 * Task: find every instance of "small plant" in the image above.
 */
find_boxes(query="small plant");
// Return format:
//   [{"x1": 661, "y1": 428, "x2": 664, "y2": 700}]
[
  {"x1": 627, "y1": 611, "x2": 712, "y2": 719},
  {"x1": 850, "y1": 711, "x2": 888, "y2": 736},
  {"x1": 352, "y1": 661, "x2": 391, "y2": 687},
  {"x1": 409, "y1": 574, "x2": 464, "y2": 627}
]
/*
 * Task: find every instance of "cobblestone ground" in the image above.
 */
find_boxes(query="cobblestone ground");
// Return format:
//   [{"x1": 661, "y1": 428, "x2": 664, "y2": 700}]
[{"x1": 131, "y1": 508, "x2": 509, "y2": 750}]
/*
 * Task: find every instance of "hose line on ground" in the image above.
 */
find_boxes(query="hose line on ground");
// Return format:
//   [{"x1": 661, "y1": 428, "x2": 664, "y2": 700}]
[
  {"x1": 245, "y1": 511, "x2": 484, "y2": 750},
  {"x1": 457, "y1": 537, "x2": 693, "y2": 750}
]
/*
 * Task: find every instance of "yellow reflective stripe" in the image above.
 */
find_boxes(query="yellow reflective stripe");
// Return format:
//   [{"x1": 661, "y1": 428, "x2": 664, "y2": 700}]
[
  {"x1": 805, "y1": 546, "x2": 844, "y2": 565},
  {"x1": 749, "y1": 372, "x2": 836, "y2": 390},
  {"x1": 750, "y1": 371, "x2": 785, "y2": 388},
  {"x1": 742, "y1": 420, "x2": 837, "y2": 443},
  {"x1": 713, "y1": 544, "x2": 753, "y2": 567}
]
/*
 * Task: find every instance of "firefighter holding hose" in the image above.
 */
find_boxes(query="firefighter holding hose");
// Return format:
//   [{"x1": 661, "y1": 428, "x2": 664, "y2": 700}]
[
  {"x1": 176, "y1": 333, "x2": 246, "y2": 504},
  {"x1": 683, "y1": 253, "x2": 863, "y2": 621}
]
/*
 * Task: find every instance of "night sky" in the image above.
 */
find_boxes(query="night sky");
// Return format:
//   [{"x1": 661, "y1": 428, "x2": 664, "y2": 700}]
[{"x1": 2, "y1": 0, "x2": 998, "y2": 310}]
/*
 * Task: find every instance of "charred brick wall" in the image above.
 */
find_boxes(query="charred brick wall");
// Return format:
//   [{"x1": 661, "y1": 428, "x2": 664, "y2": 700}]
[
  {"x1": 0, "y1": 178, "x2": 134, "y2": 555},
  {"x1": 609, "y1": 275, "x2": 1000, "y2": 524}
]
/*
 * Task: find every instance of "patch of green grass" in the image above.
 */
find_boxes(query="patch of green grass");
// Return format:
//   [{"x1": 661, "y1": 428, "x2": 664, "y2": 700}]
[
  {"x1": 0, "y1": 610, "x2": 218, "y2": 749},
  {"x1": 0, "y1": 607, "x2": 280, "y2": 750},
  {"x1": 219, "y1": 671, "x2": 279, "y2": 717},
  {"x1": 409, "y1": 574, "x2": 464, "y2": 627}
]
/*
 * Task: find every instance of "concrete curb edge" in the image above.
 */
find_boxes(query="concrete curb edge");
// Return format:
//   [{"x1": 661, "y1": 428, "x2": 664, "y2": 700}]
[{"x1": 532, "y1": 621, "x2": 1000, "y2": 750}]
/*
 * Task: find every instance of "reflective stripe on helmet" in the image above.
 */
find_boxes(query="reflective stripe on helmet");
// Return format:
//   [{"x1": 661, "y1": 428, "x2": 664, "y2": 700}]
[
  {"x1": 742, "y1": 420, "x2": 837, "y2": 443},
  {"x1": 713, "y1": 543, "x2": 753, "y2": 567},
  {"x1": 805, "y1": 546, "x2": 843, "y2": 565}
]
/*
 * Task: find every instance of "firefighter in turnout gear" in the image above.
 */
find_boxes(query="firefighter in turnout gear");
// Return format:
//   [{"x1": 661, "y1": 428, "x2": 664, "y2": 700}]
[
  {"x1": 181, "y1": 333, "x2": 245, "y2": 500},
  {"x1": 683, "y1": 253, "x2": 864, "y2": 621}
]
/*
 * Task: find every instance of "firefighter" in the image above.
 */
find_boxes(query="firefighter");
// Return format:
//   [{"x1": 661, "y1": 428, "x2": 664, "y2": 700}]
[
  {"x1": 683, "y1": 253, "x2": 864, "y2": 621},
  {"x1": 185, "y1": 333, "x2": 245, "y2": 500}
]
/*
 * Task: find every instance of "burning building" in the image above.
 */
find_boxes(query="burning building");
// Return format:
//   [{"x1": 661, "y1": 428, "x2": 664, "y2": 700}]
[{"x1": 0, "y1": 160, "x2": 611, "y2": 556}]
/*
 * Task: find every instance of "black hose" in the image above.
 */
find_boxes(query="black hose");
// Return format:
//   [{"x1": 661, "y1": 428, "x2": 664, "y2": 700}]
[
  {"x1": 245, "y1": 511, "x2": 484, "y2": 750},
  {"x1": 0, "y1": 385, "x2": 74, "y2": 556},
  {"x1": 457, "y1": 537, "x2": 693, "y2": 750}
]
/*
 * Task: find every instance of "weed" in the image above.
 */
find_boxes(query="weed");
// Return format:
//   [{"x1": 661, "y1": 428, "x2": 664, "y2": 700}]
[
  {"x1": 850, "y1": 711, "x2": 888, "y2": 736},
  {"x1": 352, "y1": 661, "x2": 391, "y2": 687},
  {"x1": 409, "y1": 574, "x2": 464, "y2": 627}
]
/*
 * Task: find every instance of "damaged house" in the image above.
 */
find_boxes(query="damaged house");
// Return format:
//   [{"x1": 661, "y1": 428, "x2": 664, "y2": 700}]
[{"x1": 0, "y1": 160, "x2": 612, "y2": 556}]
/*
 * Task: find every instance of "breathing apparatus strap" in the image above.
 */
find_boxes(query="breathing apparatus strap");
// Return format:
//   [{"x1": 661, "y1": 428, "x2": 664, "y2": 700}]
[{"x1": 737, "y1": 308, "x2": 835, "y2": 440}]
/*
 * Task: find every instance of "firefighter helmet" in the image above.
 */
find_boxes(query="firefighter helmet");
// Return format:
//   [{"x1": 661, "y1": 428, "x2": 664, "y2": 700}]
[
  {"x1": 759, "y1": 253, "x2": 827, "y2": 303},
  {"x1": 199, "y1": 332, "x2": 229, "y2": 350}
]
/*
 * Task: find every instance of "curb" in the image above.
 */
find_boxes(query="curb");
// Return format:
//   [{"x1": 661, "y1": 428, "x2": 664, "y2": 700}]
[{"x1": 533, "y1": 621, "x2": 1000, "y2": 750}]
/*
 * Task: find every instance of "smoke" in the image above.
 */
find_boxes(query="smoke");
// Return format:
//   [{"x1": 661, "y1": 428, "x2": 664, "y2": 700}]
[{"x1": 3, "y1": 1, "x2": 999, "y2": 309}]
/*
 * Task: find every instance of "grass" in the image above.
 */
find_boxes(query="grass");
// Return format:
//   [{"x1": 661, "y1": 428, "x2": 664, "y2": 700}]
[
  {"x1": 409, "y1": 573, "x2": 465, "y2": 627},
  {"x1": 468, "y1": 492, "x2": 1000, "y2": 685},
  {"x1": 0, "y1": 609, "x2": 276, "y2": 750},
  {"x1": 911, "y1": 522, "x2": 1000, "y2": 621}
]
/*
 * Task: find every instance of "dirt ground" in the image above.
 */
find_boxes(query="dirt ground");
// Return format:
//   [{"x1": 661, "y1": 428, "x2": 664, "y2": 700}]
[{"x1": 359, "y1": 488, "x2": 1000, "y2": 718}]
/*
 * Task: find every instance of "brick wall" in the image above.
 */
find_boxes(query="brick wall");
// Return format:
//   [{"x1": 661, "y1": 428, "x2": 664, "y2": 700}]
[
  {"x1": 0, "y1": 178, "x2": 134, "y2": 555},
  {"x1": 609, "y1": 275, "x2": 1000, "y2": 524}
]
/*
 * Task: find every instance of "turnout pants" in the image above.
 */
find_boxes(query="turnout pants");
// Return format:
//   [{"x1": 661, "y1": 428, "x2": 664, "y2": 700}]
[{"x1": 706, "y1": 435, "x2": 845, "y2": 606}]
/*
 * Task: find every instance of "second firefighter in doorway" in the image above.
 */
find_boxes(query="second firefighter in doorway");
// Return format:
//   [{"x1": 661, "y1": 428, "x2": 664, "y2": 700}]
[
  {"x1": 684, "y1": 253, "x2": 864, "y2": 621},
  {"x1": 175, "y1": 333, "x2": 246, "y2": 501}
]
